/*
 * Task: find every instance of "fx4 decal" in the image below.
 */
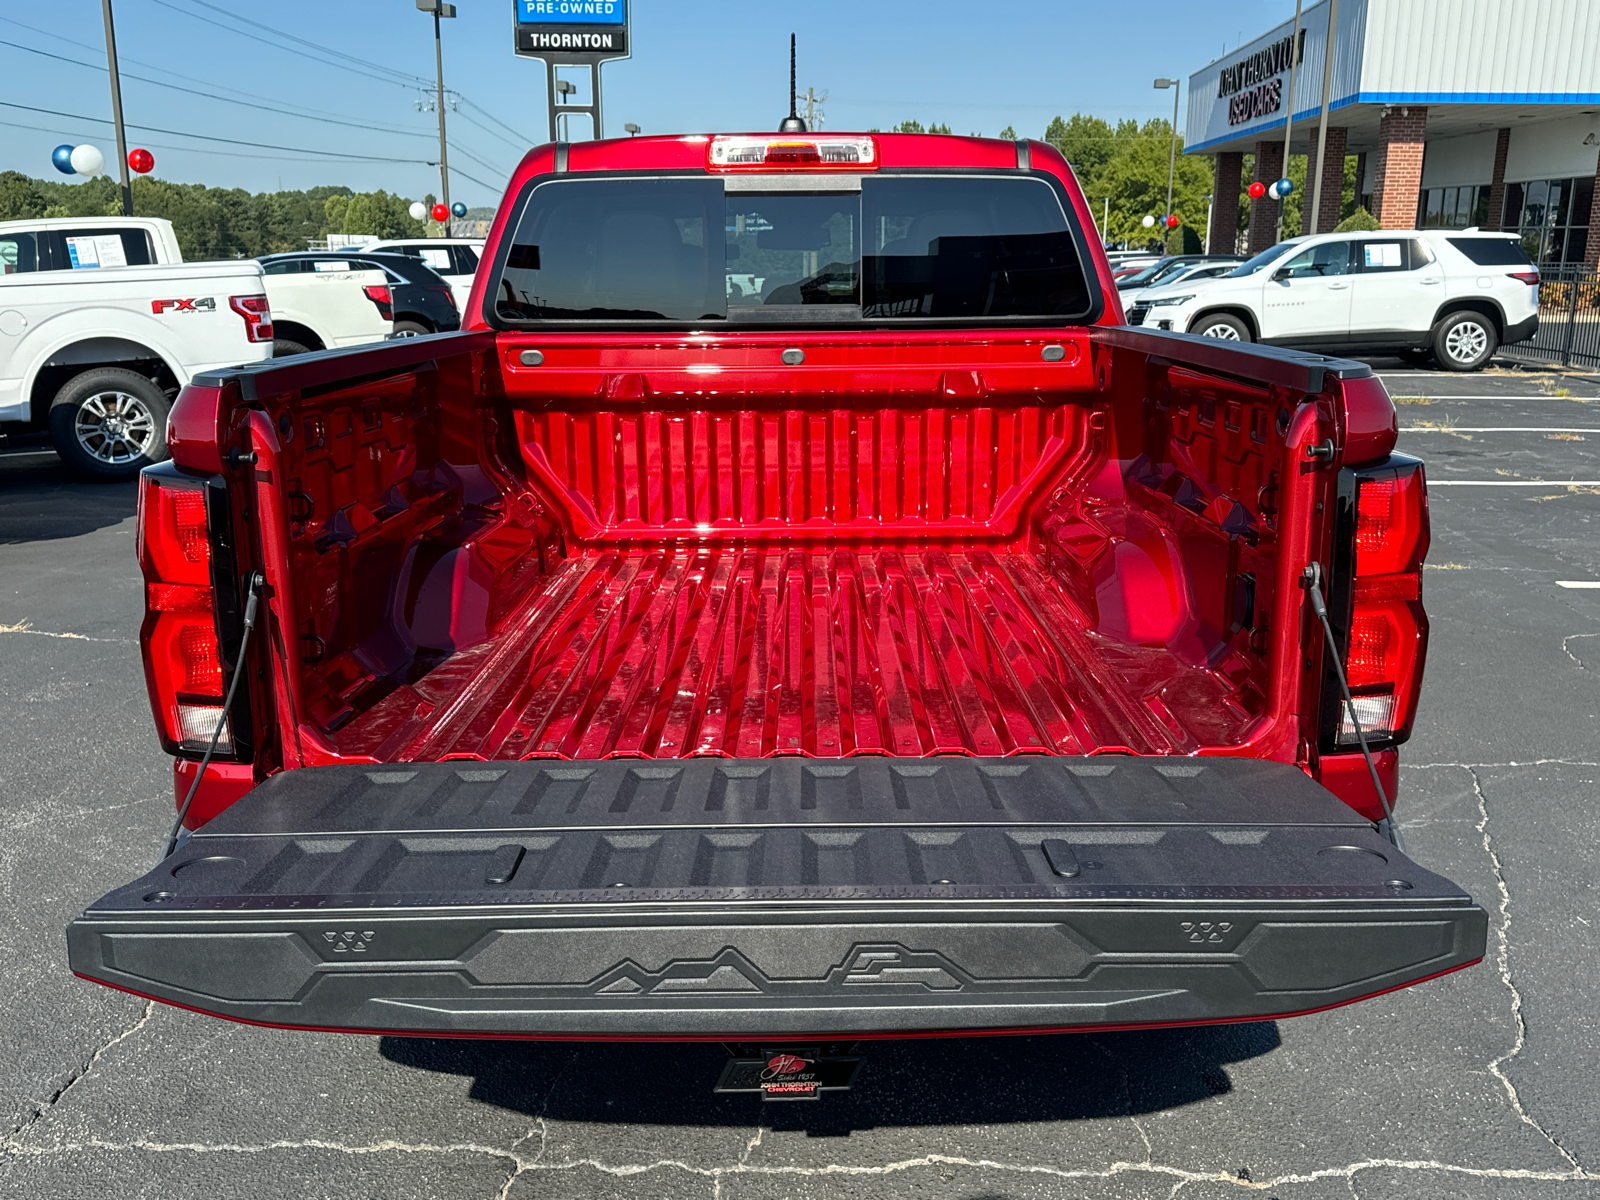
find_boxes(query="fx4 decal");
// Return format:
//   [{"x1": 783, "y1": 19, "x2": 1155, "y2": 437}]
[{"x1": 151, "y1": 298, "x2": 216, "y2": 314}]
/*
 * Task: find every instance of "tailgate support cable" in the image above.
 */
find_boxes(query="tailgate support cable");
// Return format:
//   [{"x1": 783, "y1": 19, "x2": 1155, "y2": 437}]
[
  {"x1": 161, "y1": 573, "x2": 264, "y2": 862},
  {"x1": 1302, "y1": 563, "x2": 1404, "y2": 853}
]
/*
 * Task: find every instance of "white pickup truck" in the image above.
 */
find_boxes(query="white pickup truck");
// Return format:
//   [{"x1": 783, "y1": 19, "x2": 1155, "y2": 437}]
[{"x1": 0, "y1": 216, "x2": 272, "y2": 479}]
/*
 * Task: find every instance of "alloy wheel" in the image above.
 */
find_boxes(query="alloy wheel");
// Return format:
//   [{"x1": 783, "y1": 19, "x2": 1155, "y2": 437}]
[
  {"x1": 1199, "y1": 322, "x2": 1242, "y2": 340},
  {"x1": 1444, "y1": 320, "x2": 1488, "y2": 365},
  {"x1": 74, "y1": 390, "x2": 157, "y2": 465}
]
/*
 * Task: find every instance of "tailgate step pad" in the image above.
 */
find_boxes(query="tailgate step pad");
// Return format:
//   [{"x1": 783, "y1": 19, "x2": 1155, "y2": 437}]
[{"x1": 69, "y1": 757, "x2": 1486, "y2": 1037}]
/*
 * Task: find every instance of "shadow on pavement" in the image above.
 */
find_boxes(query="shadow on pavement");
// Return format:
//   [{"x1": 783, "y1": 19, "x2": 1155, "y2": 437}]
[
  {"x1": 0, "y1": 447, "x2": 137, "y2": 545},
  {"x1": 381, "y1": 1022, "x2": 1281, "y2": 1134}
]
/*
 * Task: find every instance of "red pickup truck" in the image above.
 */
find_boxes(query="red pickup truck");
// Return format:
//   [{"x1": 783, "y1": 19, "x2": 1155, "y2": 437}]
[{"x1": 70, "y1": 132, "x2": 1484, "y2": 1052}]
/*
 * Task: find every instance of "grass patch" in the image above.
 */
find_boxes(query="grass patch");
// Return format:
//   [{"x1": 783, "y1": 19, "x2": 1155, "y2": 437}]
[
  {"x1": 1393, "y1": 396, "x2": 1433, "y2": 405},
  {"x1": 1546, "y1": 433, "x2": 1586, "y2": 441}
]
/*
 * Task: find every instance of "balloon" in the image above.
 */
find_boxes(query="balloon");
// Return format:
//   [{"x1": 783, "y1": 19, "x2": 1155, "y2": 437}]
[
  {"x1": 450, "y1": 201, "x2": 467, "y2": 218},
  {"x1": 69, "y1": 144, "x2": 104, "y2": 176},
  {"x1": 431, "y1": 203, "x2": 449, "y2": 223},
  {"x1": 1141, "y1": 214, "x2": 1156, "y2": 228},
  {"x1": 1165, "y1": 214, "x2": 1180, "y2": 229},
  {"x1": 1269, "y1": 177, "x2": 1295, "y2": 200},
  {"x1": 128, "y1": 148, "x2": 154, "y2": 174},
  {"x1": 1248, "y1": 180, "x2": 1267, "y2": 199},
  {"x1": 408, "y1": 201, "x2": 428, "y2": 221},
  {"x1": 52, "y1": 144, "x2": 76, "y2": 174}
]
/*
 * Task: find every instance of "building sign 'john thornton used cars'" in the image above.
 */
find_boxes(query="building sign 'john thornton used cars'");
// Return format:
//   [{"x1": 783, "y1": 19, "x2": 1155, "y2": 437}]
[{"x1": 514, "y1": 0, "x2": 627, "y2": 54}]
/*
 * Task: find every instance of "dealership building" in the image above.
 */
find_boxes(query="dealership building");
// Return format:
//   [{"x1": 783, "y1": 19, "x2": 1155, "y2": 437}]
[{"x1": 1185, "y1": 0, "x2": 1600, "y2": 271}]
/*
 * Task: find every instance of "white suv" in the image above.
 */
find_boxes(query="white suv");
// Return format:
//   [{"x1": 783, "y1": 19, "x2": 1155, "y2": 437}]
[{"x1": 1125, "y1": 229, "x2": 1540, "y2": 371}]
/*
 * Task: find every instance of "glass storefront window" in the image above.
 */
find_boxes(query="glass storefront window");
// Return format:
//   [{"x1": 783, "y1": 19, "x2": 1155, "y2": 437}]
[
  {"x1": 1418, "y1": 184, "x2": 1489, "y2": 230},
  {"x1": 1503, "y1": 177, "x2": 1594, "y2": 274}
]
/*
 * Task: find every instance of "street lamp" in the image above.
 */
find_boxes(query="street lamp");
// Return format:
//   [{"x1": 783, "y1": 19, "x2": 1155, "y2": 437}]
[
  {"x1": 624, "y1": 123, "x2": 641, "y2": 137},
  {"x1": 1154, "y1": 78, "x2": 1181, "y2": 244},
  {"x1": 416, "y1": 0, "x2": 456, "y2": 217},
  {"x1": 556, "y1": 79, "x2": 577, "y2": 140}
]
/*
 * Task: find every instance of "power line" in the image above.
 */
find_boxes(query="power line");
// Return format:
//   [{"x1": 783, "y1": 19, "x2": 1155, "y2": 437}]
[
  {"x1": 0, "y1": 117, "x2": 413, "y2": 166},
  {"x1": 0, "y1": 100, "x2": 433, "y2": 163},
  {"x1": 0, "y1": 37, "x2": 436, "y2": 140},
  {"x1": 458, "y1": 97, "x2": 535, "y2": 150},
  {"x1": 176, "y1": 0, "x2": 430, "y2": 86}
]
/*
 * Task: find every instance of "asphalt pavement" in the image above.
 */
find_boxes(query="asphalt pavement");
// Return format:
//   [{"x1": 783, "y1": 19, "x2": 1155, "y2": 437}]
[{"x1": 1, "y1": 357, "x2": 1598, "y2": 1199}]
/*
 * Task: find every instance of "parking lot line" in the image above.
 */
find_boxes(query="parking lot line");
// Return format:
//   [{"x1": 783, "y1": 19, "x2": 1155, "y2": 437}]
[
  {"x1": 1429, "y1": 480, "x2": 1600, "y2": 486},
  {"x1": 1386, "y1": 394, "x2": 1595, "y2": 400},
  {"x1": 0, "y1": 450, "x2": 58, "y2": 459},
  {"x1": 1401, "y1": 426, "x2": 1600, "y2": 432},
  {"x1": 1556, "y1": 581, "x2": 1600, "y2": 589}
]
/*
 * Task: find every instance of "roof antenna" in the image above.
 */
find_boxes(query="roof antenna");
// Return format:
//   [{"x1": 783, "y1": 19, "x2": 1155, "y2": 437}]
[{"x1": 778, "y1": 33, "x2": 807, "y2": 132}]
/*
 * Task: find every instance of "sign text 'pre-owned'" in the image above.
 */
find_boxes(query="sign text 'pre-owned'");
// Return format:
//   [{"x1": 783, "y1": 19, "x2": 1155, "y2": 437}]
[
  {"x1": 514, "y1": 0, "x2": 627, "y2": 54},
  {"x1": 1216, "y1": 30, "x2": 1306, "y2": 98}
]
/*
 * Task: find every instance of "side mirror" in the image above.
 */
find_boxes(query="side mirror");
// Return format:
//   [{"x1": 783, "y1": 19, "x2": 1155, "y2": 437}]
[{"x1": 1272, "y1": 267, "x2": 1292, "y2": 282}]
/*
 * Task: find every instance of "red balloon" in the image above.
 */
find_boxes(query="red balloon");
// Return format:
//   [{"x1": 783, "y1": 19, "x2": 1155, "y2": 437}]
[
  {"x1": 1165, "y1": 214, "x2": 1180, "y2": 228},
  {"x1": 431, "y1": 204, "x2": 449, "y2": 223},
  {"x1": 1248, "y1": 180, "x2": 1267, "y2": 199},
  {"x1": 128, "y1": 148, "x2": 154, "y2": 174}
]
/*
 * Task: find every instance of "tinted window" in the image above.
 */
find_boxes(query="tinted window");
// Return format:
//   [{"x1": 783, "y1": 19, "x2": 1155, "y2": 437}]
[
  {"x1": 861, "y1": 176, "x2": 1088, "y2": 318},
  {"x1": 1226, "y1": 243, "x2": 1297, "y2": 277},
  {"x1": 38, "y1": 227, "x2": 154, "y2": 271},
  {"x1": 452, "y1": 244, "x2": 480, "y2": 274},
  {"x1": 1279, "y1": 242, "x2": 1351, "y2": 277},
  {"x1": 498, "y1": 178, "x2": 722, "y2": 321},
  {"x1": 492, "y1": 175, "x2": 1091, "y2": 325},
  {"x1": 261, "y1": 259, "x2": 307, "y2": 275},
  {"x1": 1448, "y1": 237, "x2": 1534, "y2": 267},
  {"x1": 0, "y1": 233, "x2": 38, "y2": 274},
  {"x1": 1355, "y1": 240, "x2": 1410, "y2": 273}
]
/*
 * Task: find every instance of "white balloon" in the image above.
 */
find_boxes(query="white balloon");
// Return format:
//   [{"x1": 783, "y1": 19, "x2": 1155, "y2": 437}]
[
  {"x1": 1141, "y1": 214, "x2": 1156, "y2": 228},
  {"x1": 69, "y1": 144, "x2": 104, "y2": 176},
  {"x1": 408, "y1": 201, "x2": 428, "y2": 221}
]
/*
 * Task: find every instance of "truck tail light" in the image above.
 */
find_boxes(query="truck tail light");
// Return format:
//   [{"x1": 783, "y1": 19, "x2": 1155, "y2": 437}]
[
  {"x1": 363, "y1": 284, "x2": 393, "y2": 320},
  {"x1": 138, "y1": 468, "x2": 234, "y2": 756},
  {"x1": 1329, "y1": 458, "x2": 1430, "y2": 748},
  {"x1": 228, "y1": 294, "x2": 273, "y2": 343},
  {"x1": 707, "y1": 135, "x2": 878, "y2": 171}
]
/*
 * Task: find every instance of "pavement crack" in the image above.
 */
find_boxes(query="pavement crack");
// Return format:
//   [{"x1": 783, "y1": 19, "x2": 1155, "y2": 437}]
[
  {"x1": 1087, "y1": 1033, "x2": 1151, "y2": 1159},
  {"x1": 3, "y1": 1002, "x2": 155, "y2": 1144},
  {"x1": 0, "y1": 620, "x2": 133, "y2": 644},
  {"x1": 1469, "y1": 765, "x2": 1583, "y2": 1172},
  {"x1": 1562, "y1": 631, "x2": 1597, "y2": 673}
]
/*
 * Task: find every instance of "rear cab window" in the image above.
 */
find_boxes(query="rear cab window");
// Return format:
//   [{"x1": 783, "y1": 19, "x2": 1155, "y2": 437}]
[
  {"x1": 37, "y1": 227, "x2": 155, "y2": 271},
  {"x1": 490, "y1": 172, "x2": 1096, "y2": 327}
]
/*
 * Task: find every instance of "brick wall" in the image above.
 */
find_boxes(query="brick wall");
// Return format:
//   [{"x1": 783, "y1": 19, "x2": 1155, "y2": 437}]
[
  {"x1": 1483, "y1": 128, "x2": 1512, "y2": 231},
  {"x1": 1210, "y1": 152, "x2": 1243, "y2": 253},
  {"x1": 1311, "y1": 127, "x2": 1348, "y2": 234},
  {"x1": 1372, "y1": 106, "x2": 1428, "y2": 230},
  {"x1": 1249, "y1": 140, "x2": 1285, "y2": 254},
  {"x1": 1585, "y1": 149, "x2": 1600, "y2": 268}
]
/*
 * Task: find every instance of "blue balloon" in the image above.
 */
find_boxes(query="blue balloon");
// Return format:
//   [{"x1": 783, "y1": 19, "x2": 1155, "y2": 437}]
[
  {"x1": 52, "y1": 144, "x2": 76, "y2": 174},
  {"x1": 450, "y1": 201, "x2": 467, "y2": 218}
]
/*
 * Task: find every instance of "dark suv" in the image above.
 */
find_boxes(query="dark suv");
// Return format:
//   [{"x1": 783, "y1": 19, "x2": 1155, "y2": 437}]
[{"x1": 258, "y1": 251, "x2": 460, "y2": 352}]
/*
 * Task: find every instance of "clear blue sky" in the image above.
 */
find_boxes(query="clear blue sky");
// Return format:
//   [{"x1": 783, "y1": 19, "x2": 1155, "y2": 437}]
[{"x1": 1, "y1": 0, "x2": 1300, "y2": 209}]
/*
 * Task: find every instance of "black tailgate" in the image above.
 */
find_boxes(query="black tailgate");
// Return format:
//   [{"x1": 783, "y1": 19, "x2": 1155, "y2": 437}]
[{"x1": 69, "y1": 757, "x2": 1486, "y2": 1037}]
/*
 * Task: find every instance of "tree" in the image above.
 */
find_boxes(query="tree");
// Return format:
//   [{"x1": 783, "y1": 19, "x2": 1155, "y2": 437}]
[
  {"x1": 1043, "y1": 113, "x2": 1116, "y2": 178},
  {"x1": 0, "y1": 171, "x2": 45, "y2": 221},
  {"x1": 891, "y1": 120, "x2": 952, "y2": 135},
  {"x1": 998, "y1": 125, "x2": 1017, "y2": 140},
  {"x1": 1334, "y1": 206, "x2": 1380, "y2": 232}
]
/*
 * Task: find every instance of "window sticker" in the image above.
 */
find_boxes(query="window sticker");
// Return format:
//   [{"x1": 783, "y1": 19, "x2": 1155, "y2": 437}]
[
  {"x1": 313, "y1": 260, "x2": 352, "y2": 272},
  {"x1": 66, "y1": 235, "x2": 129, "y2": 269},
  {"x1": 420, "y1": 248, "x2": 452, "y2": 271},
  {"x1": 1364, "y1": 243, "x2": 1402, "y2": 268}
]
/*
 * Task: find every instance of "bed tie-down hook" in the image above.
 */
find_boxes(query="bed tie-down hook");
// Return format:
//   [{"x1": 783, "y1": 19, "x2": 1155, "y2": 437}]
[{"x1": 1304, "y1": 439, "x2": 1336, "y2": 462}]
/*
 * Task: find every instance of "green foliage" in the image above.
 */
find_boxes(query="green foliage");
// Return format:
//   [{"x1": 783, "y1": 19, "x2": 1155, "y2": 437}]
[
  {"x1": 998, "y1": 125, "x2": 1017, "y2": 141},
  {"x1": 3, "y1": 175, "x2": 421, "y2": 259},
  {"x1": 0, "y1": 171, "x2": 46, "y2": 221},
  {"x1": 1044, "y1": 113, "x2": 1118, "y2": 179},
  {"x1": 891, "y1": 121, "x2": 953, "y2": 135},
  {"x1": 1045, "y1": 114, "x2": 1212, "y2": 250},
  {"x1": 1334, "y1": 206, "x2": 1380, "y2": 232}
]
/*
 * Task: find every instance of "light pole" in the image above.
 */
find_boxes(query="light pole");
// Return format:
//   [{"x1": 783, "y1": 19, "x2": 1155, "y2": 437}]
[
  {"x1": 1154, "y1": 77, "x2": 1180, "y2": 241},
  {"x1": 624, "y1": 123, "x2": 641, "y2": 137},
  {"x1": 1309, "y1": 0, "x2": 1341, "y2": 234},
  {"x1": 1277, "y1": 0, "x2": 1305, "y2": 240},
  {"x1": 556, "y1": 79, "x2": 577, "y2": 139},
  {"x1": 416, "y1": 0, "x2": 456, "y2": 216},
  {"x1": 100, "y1": 0, "x2": 132, "y2": 216}
]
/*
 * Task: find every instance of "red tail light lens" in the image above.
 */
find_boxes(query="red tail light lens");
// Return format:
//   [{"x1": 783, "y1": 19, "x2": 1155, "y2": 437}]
[
  {"x1": 1334, "y1": 458, "x2": 1429, "y2": 747},
  {"x1": 138, "y1": 468, "x2": 234, "y2": 756},
  {"x1": 708, "y1": 135, "x2": 878, "y2": 171},
  {"x1": 228, "y1": 294, "x2": 273, "y2": 343},
  {"x1": 1508, "y1": 271, "x2": 1540, "y2": 286},
  {"x1": 426, "y1": 283, "x2": 457, "y2": 311},
  {"x1": 363, "y1": 284, "x2": 393, "y2": 320}
]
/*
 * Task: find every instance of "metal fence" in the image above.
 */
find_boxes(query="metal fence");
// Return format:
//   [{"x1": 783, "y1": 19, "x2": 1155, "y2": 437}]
[{"x1": 1501, "y1": 270, "x2": 1600, "y2": 369}]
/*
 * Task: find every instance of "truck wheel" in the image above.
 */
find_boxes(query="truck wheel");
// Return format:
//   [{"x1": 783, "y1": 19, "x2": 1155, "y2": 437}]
[
  {"x1": 1193, "y1": 314, "x2": 1251, "y2": 342},
  {"x1": 1433, "y1": 311, "x2": 1498, "y2": 372},
  {"x1": 273, "y1": 338, "x2": 312, "y2": 357},
  {"x1": 391, "y1": 320, "x2": 431, "y2": 338},
  {"x1": 48, "y1": 368, "x2": 171, "y2": 481}
]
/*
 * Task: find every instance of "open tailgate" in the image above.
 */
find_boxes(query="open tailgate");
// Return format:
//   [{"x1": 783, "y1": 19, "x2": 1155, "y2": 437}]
[{"x1": 68, "y1": 757, "x2": 1485, "y2": 1037}]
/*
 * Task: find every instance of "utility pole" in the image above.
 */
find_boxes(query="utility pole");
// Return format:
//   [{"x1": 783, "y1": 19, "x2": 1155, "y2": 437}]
[
  {"x1": 1309, "y1": 0, "x2": 1341, "y2": 235},
  {"x1": 1153, "y1": 78, "x2": 1181, "y2": 236},
  {"x1": 803, "y1": 87, "x2": 826, "y2": 130},
  {"x1": 100, "y1": 0, "x2": 132, "y2": 216},
  {"x1": 1277, "y1": 0, "x2": 1305, "y2": 241},
  {"x1": 417, "y1": 0, "x2": 456, "y2": 215}
]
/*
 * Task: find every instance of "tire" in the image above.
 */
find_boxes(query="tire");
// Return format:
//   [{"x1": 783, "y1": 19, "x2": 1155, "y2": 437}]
[
  {"x1": 48, "y1": 368, "x2": 171, "y2": 482},
  {"x1": 1433, "y1": 310, "x2": 1498, "y2": 372},
  {"x1": 272, "y1": 338, "x2": 312, "y2": 358},
  {"x1": 1192, "y1": 313, "x2": 1252, "y2": 342},
  {"x1": 391, "y1": 320, "x2": 431, "y2": 338}
]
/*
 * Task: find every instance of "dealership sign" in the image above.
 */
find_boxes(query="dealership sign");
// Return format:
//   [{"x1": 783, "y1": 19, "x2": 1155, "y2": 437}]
[
  {"x1": 1213, "y1": 29, "x2": 1306, "y2": 127},
  {"x1": 514, "y1": 0, "x2": 627, "y2": 55}
]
